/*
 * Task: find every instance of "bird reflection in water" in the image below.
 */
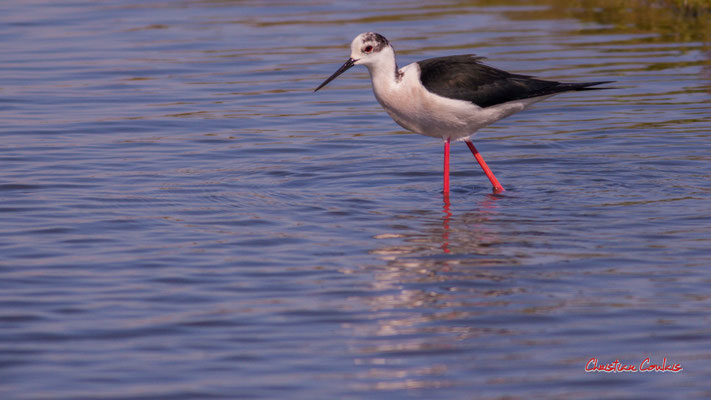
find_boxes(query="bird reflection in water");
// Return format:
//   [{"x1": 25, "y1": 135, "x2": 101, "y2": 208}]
[
  {"x1": 362, "y1": 196, "x2": 513, "y2": 392},
  {"x1": 440, "y1": 191, "x2": 502, "y2": 254}
]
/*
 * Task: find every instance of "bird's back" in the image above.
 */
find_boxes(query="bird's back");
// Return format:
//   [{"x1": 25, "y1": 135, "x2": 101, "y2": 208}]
[{"x1": 417, "y1": 55, "x2": 611, "y2": 108}]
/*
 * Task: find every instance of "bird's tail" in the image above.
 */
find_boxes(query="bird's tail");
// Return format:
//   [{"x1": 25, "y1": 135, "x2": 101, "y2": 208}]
[{"x1": 563, "y1": 81, "x2": 616, "y2": 91}]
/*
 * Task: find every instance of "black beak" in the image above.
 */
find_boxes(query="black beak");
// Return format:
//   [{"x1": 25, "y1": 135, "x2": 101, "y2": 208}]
[{"x1": 314, "y1": 58, "x2": 357, "y2": 92}]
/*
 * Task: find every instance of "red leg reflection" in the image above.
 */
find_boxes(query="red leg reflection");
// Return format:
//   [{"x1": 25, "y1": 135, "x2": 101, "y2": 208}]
[{"x1": 441, "y1": 191, "x2": 451, "y2": 253}]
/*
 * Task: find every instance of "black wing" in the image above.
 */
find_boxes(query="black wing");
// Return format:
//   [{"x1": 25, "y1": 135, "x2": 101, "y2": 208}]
[{"x1": 417, "y1": 55, "x2": 611, "y2": 108}]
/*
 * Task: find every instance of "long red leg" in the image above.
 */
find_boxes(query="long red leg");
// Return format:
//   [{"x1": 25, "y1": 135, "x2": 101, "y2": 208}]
[
  {"x1": 443, "y1": 138, "x2": 450, "y2": 194},
  {"x1": 465, "y1": 139, "x2": 504, "y2": 193}
]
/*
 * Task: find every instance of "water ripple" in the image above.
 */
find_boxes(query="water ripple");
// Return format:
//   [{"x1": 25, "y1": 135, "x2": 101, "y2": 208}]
[{"x1": 2, "y1": 0, "x2": 711, "y2": 399}]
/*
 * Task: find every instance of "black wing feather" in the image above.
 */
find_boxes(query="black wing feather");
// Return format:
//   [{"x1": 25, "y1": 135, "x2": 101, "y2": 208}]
[{"x1": 417, "y1": 55, "x2": 612, "y2": 108}]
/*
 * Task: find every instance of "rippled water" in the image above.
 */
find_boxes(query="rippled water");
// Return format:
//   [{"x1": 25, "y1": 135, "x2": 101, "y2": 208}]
[{"x1": 2, "y1": 0, "x2": 711, "y2": 399}]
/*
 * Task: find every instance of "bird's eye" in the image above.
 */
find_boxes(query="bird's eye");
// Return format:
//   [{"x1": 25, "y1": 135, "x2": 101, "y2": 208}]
[{"x1": 364, "y1": 45, "x2": 373, "y2": 53}]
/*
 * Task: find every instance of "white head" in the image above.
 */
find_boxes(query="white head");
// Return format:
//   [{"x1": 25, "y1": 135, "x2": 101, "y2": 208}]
[
  {"x1": 314, "y1": 32, "x2": 395, "y2": 92},
  {"x1": 349, "y1": 32, "x2": 394, "y2": 67}
]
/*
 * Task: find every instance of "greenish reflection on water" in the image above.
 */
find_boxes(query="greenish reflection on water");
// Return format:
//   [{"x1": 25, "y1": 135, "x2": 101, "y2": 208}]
[{"x1": 467, "y1": 0, "x2": 710, "y2": 41}]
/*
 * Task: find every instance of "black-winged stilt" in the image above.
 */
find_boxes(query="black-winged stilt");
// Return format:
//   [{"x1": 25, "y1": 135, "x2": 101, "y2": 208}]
[{"x1": 314, "y1": 32, "x2": 612, "y2": 194}]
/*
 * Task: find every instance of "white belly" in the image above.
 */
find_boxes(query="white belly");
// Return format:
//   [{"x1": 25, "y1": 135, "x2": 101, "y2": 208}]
[{"x1": 370, "y1": 63, "x2": 548, "y2": 142}]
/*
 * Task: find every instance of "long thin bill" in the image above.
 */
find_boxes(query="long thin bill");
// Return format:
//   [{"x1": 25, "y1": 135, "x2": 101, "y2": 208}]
[{"x1": 314, "y1": 58, "x2": 356, "y2": 92}]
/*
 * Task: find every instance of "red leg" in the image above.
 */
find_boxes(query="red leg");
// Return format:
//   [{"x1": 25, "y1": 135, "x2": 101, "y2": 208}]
[
  {"x1": 465, "y1": 140, "x2": 504, "y2": 193},
  {"x1": 443, "y1": 138, "x2": 450, "y2": 194}
]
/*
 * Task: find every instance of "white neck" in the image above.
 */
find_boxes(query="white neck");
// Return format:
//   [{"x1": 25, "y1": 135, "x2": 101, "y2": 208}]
[{"x1": 362, "y1": 47, "x2": 399, "y2": 89}]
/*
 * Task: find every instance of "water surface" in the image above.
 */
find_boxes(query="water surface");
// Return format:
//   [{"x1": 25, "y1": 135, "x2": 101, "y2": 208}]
[{"x1": 2, "y1": 1, "x2": 711, "y2": 399}]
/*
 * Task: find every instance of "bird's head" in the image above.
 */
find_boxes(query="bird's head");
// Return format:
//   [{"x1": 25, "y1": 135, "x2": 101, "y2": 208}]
[
  {"x1": 314, "y1": 32, "x2": 394, "y2": 92},
  {"x1": 349, "y1": 32, "x2": 393, "y2": 67}
]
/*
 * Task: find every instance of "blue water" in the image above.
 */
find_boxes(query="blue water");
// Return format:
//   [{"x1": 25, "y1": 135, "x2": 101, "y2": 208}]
[{"x1": 2, "y1": 1, "x2": 711, "y2": 399}]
